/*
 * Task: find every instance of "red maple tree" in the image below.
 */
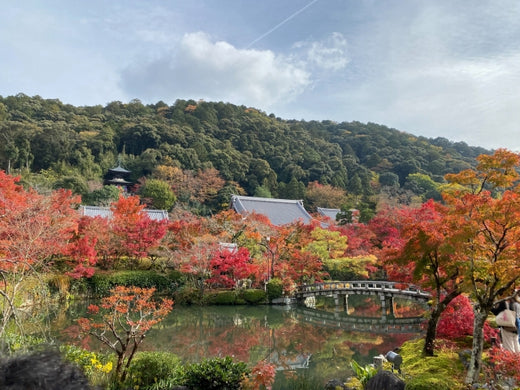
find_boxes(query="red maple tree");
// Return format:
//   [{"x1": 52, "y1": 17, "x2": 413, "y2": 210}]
[
  {"x1": 77, "y1": 286, "x2": 173, "y2": 382},
  {"x1": 0, "y1": 171, "x2": 80, "y2": 338},
  {"x1": 208, "y1": 247, "x2": 258, "y2": 288}
]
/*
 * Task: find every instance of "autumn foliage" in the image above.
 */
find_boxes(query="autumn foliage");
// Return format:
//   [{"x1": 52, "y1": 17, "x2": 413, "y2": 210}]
[
  {"x1": 242, "y1": 360, "x2": 277, "y2": 390},
  {"x1": 436, "y1": 294, "x2": 498, "y2": 344},
  {"x1": 208, "y1": 247, "x2": 258, "y2": 288},
  {"x1": 0, "y1": 171, "x2": 80, "y2": 338},
  {"x1": 483, "y1": 346, "x2": 520, "y2": 383},
  {"x1": 67, "y1": 195, "x2": 168, "y2": 274},
  {"x1": 436, "y1": 295, "x2": 474, "y2": 340},
  {"x1": 77, "y1": 286, "x2": 173, "y2": 382},
  {"x1": 6, "y1": 148, "x2": 520, "y2": 387}
]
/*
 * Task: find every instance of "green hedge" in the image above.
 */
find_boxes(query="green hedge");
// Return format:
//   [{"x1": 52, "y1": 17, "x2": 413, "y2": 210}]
[
  {"x1": 206, "y1": 290, "x2": 238, "y2": 305},
  {"x1": 239, "y1": 288, "x2": 267, "y2": 304},
  {"x1": 266, "y1": 278, "x2": 283, "y2": 302},
  {"x1": 79, "y1": 270, "x2": 183, "y2": 297}
]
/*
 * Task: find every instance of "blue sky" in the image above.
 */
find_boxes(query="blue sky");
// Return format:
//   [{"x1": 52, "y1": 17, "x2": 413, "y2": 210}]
[{"x1": 2, "y1": 0, "x2": 520, "y2": 151}]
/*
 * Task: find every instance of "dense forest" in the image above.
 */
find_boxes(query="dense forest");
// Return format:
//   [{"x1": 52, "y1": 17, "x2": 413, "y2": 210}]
[{"x1": 0, "y1": 93, "x2": 491, "y2": 219}]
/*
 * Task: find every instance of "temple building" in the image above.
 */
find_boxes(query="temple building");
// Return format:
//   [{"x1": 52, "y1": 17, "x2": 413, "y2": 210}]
[
  {"x1": 104, "y1": 162, "x2": 132, "y2": 190},
  {"x1": 230, "y1": 195, "x2": 313, "y2": 226}
]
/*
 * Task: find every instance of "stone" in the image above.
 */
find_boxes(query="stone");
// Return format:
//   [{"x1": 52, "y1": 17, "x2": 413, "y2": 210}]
[{"x1": 365, "y1": 370, "x2": 405, "y2": 390}]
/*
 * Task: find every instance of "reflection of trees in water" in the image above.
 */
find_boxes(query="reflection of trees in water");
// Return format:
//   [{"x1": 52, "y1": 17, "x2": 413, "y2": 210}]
[
  {"x1": 392, "y1": 297, "x2": 425, "y2": 318},
  {"x1": 57, "y1": 303, "x2": 421, "y2": 382}
]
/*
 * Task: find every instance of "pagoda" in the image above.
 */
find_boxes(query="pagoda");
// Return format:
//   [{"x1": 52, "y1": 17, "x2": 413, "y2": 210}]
[{"x1": 104, "y1": 158, "x2": 132, "y2": 189}]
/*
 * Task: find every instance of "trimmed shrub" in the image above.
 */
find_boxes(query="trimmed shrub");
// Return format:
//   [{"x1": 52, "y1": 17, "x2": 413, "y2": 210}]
[
  {"x1": 85, "y1": 270, "x2": 180, "y2": 297},
  {"x1": 206, "y1": 290, "x2": 237, "y2": 305},
  {"x1": 123, "y1": 351, "x2": 183, "y2": 389},
  {"x1": 437, "y1": 295, "x2": 473, "y2": 340},
  {"x1": 240, "y1": 289, "x2": 267, "y2": 304},
  {"x1": 183, "y1": 356, "x2": 249, "y2": 390},
  {"x1": 266, "y1": 278, "x2": 283, "y2": 302}
]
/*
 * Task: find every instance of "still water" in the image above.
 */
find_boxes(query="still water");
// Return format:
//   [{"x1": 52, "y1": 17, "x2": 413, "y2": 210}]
[{"x1": 57, "y1": 295, "x2": 425, "y2": 388}]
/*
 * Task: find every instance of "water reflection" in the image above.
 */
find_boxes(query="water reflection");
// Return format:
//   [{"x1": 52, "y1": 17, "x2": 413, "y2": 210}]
[{"x1": 57, "y1": 296, "x2": 425, "y2": 387}]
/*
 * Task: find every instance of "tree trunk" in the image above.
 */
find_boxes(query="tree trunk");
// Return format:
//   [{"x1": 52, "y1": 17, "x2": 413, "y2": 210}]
[
  {"x1": 465, "y1": 309, "x2": 488, "y2": 385},
  {"x1": 423, "y1": 291, "x2": 460, "y2": 356},
  {"x1": 115, "y1": 351, "x2": 125, "y2": 381},
  {"x1": 423, "y1": 308, "x2": 441, "y2": 356}
]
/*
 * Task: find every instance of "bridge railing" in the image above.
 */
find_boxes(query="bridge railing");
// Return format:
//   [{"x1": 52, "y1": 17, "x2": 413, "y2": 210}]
[{"x1": 295, "y1": 281, "x2": 430, "y2": 299}]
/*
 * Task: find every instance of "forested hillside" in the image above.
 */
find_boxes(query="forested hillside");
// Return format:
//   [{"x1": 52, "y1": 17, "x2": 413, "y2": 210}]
[{"x1": 0, "y1": 94, "x2": 490, "y2": 219}]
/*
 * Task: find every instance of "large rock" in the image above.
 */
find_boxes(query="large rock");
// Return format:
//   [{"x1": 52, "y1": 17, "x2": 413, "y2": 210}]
[{"x1": 365, "y1": 370, "x2": 405, "y2": 390}]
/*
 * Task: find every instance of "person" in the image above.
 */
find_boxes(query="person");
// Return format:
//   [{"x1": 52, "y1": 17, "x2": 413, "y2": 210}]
[
  {"x1": 0, "y1": 349, "x2": 94, "y2": 390},
  {"x1": 491, "y1": 297, "x2": 520, "y2": 353},
  {"x1": 513, "y1": 293, "x2": 520, "y2": 344}
]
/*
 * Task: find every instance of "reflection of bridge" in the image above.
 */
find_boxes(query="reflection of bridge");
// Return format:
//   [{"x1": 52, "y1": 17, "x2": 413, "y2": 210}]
[
  {"x1": 294, "y1": 281, "x2": 431, "y2": 323},
  {"x1": 289, "y1": 306, "x2": 425, "y2": 334}
]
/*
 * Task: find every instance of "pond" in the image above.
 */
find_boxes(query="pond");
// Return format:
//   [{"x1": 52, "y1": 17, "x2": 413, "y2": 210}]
[{"x1": 55, "y1": 294, "x2": 426, "y2": 388}]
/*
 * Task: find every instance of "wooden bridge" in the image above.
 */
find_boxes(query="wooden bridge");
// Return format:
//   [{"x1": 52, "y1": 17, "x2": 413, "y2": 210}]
[{"x1": 294, "y1": 281, "x2": 431, "y2": 321}]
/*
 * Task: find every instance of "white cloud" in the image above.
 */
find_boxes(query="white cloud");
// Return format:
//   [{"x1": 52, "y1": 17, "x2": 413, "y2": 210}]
[
  {"x1": 335, "y1": 50, "x2": 520, "y2": 150},
  {"x1": 293, "y1": 32, "x2": 350, "y2": 71},
  {"x1": 121, "y1": 32, "x2": 311, "y2": 109}
]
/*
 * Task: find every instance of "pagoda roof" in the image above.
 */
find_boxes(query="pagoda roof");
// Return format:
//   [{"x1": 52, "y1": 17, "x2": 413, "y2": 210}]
[
  {"x1": 109, "y1": 165, "x2": 131, "y2": 174},
  {"x1": 106, "y1": 177, "x2": 132, "y2": 185}
]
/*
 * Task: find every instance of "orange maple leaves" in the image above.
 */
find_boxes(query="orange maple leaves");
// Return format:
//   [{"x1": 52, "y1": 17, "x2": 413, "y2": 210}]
[{"x1": 78, "y1": 286, "x2": 173, "y2": 382}]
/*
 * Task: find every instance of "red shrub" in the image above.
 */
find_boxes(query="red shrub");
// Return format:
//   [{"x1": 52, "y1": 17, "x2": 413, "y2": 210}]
[
  {"x1": 437, "y1": 295, "x2": 500, "y2": 344},
  {"x1": 483, "y1": 346, "x2": 520, "y2": 383},
  {"x1": 437, "y1": 295, "x2": 474, "y2": 339}
]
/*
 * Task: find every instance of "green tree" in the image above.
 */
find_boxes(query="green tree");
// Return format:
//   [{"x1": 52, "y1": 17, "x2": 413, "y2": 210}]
[
  {"x1": 404, "y1": 172, "x2": 441, "y2": 200},
  {"x1": 281, "y1": 177, "x2": 305, "y2": 199},
  {"x1": 254, "y1": 185, "x2": 272, "y2": 198},
  {"x1": 82, "y1": 185, "x2": 121, "y2": 206},
  {"x1": 139, "y1": 179, "x2": 176, "y2": 210},
  {"x1": 379, "y1": 172, "x2": 400, "y2": 187},
  {"x1": 53, "y1": 174, "x2": 89, "y2": 196}
]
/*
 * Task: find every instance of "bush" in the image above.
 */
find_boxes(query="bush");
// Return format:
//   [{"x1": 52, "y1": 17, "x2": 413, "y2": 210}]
[
  {"x1": 239, "y1": 289, "x2": 267, "y2": 304},
  {"x1": 172, "y1": 286, "x2": 200, "y2": 305},
  {"x1": 206, "y1": 290, "x2": 237, "y2": 305},
  {"x1": 266, "y1": 278, "x2": 283, "y2": 302},
  {"x1": 123, "y1": 351, "x2": 183, "y2": 389},
  {"x1": 483, "y1": 346, "x2": 520, "y2": 384},
  {"x1": 437, "y1": 295, "x2": 473, "y2": 340},
  {"x1": 183, "y1": 356, "x2": 249, "y2": 390},
  {"x1": 2, "y1": 333, "x2": 46, "y2": 354},
  {"x1": 86, "y1": 270, "x2": 179, "y2": 297},
  {"x1": 68, "y1": 276, "x2": 90, "y2": 297},
  {"x1": 60, "y1": 344, "x2": 113, "y2": 387}
]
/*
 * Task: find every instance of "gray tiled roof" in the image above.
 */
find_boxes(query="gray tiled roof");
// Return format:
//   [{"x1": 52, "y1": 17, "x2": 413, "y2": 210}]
[
  {"x1": 109, "y1": 165, "x2": 131, "y2": 174},
  {"x1": 230, "y1": 195, "x2": 313, "y2": 226},
  {"x1": 317, "y1": 207, "x2": 340, "y2": 221},
  {"x1": 79, "y1": 205, "x2": 169, "y2": 221}
]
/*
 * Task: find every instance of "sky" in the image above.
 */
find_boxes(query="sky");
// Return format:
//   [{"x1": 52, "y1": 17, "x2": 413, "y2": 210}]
[{"x1": 1, "y1": 0, "x2": 520, "y2": 151}]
